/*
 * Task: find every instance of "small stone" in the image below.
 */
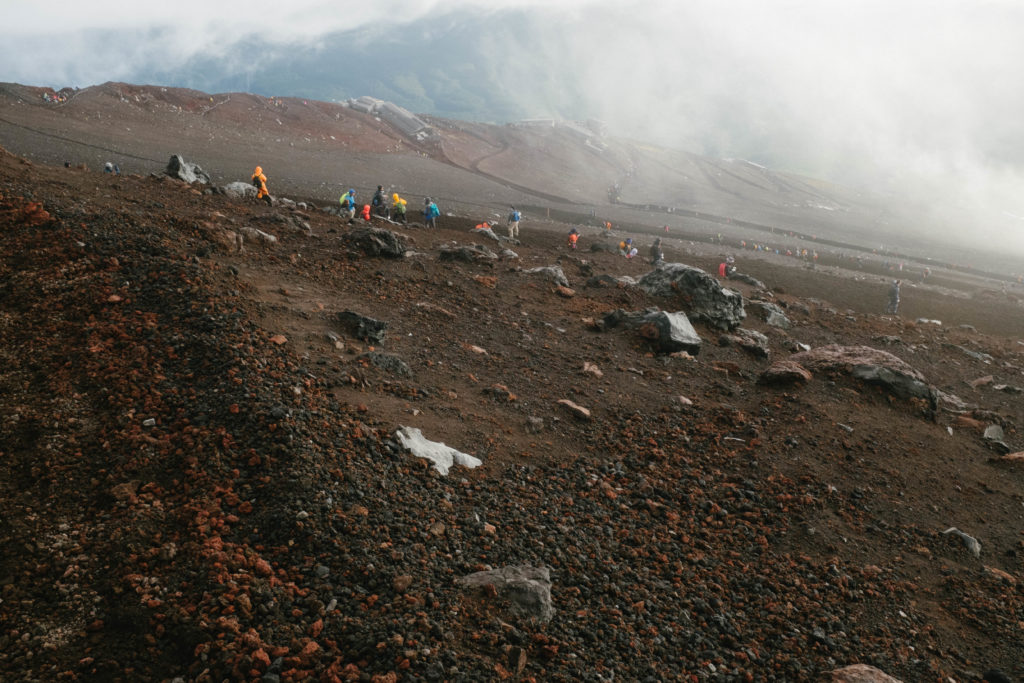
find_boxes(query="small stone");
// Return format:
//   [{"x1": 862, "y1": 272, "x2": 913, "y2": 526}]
[
  {"x1": 394, "y1": 575, "x2": 414, "y2": 593},
  {"x1": 557, "y1": 399, "x2": 591, "y2": 420},
  {"x1": 269, "y1": 334, "x2": 287, "y2": 345}
]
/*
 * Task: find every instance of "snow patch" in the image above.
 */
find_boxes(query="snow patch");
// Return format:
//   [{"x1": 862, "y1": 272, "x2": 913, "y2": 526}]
[{"x1": 396, "y1": 426, "x2": 482, "y2": 475}]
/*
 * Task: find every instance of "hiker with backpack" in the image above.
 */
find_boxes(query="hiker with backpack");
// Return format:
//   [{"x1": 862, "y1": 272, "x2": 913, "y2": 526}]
[
  {"x1": 371, "y1": 185, "x2": 389, "y2": 218},
  {"x1": 424, "y1": 198, "x2": 440, "y2": 229},
  {"x1": 392, "y1": 193, "x2": 407, "y2": 223},
  {"x1": 251, "y1": 165, "x2": 272, "y2": 206},
  {"x1": 507, "y1": 206, "x2": 521, "y2": 239},
  {"x1": 340, "y1": 189, "x2": 356, "y2": 219}
]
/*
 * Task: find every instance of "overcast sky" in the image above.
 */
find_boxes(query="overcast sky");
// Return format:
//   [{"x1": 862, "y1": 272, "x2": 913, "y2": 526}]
[{"x1": 4, "y1": 0, "x2": 1024, "y2": 245}]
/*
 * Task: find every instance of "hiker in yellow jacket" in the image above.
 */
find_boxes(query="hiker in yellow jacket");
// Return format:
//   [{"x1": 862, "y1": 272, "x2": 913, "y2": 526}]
[
  {"x1": 251, "y1": 166, "x2": 272, "y2": 206},
  {"x1": 392, "y1": 193, "x2": 407, "y2": 223}
]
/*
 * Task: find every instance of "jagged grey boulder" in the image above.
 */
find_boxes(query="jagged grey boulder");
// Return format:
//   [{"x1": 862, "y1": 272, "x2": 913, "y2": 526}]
[
  {"x1": 747, "y1": 301, "x2": 791, "y2": 329},
  {"x1": 602, "y1": 308, "x2": 701, "y2": 354},
  {"x1": 337, "y1": 311, "x2": 387, "y2": 343},
  {"x1": 344, "y1": 227, "x2": 408, "y2": 258},
  {"x1": 439, "y1": 244, "x2": 498, "y2": 263},
  {"x1": 222, "y1": 181, "x2": 257, "y2": 198},
  {"x1": 165, "y1": 155, "x2": 211, "y2": 184},
  {"x1": 457, "y1": 566, "x2": 554, "y2": 623},
  {"x1": 790, "y1": 345, "x2": 933, "y2": 400},
  {"x1": 637, "y1": 263, "x2": 745, "y2": 331},
  {"x1": 525, "y1": 266, "x2": 570, "y2": 288}
]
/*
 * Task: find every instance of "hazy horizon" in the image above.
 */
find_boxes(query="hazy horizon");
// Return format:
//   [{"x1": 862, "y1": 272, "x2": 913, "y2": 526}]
[{"x1": 4, "y1": 0, "x2": 1024, "y2": 253}]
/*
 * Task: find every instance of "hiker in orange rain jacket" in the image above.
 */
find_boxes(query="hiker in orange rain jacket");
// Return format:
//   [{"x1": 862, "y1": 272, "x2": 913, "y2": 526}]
[
  {"x1": 251, "y1": 166, "x2": 271, "y2": 205},
  {"x1": 568, "y1": 228, "x2": 579, "y2": 249},
  {"x1": 360, "y1": 204, "x2": 371, "y2": 221}
]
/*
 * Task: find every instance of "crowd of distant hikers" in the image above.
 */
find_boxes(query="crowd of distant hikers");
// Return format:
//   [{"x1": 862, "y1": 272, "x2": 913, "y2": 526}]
[{"x1": 81, "y1": 157, "x2": 937, "y2": 315}]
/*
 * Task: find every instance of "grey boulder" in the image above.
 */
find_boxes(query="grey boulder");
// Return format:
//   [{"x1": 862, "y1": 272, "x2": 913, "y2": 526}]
[
  {"x1": 165, "y1": 155, "x2": 211, "y2": 184},
  {"x1": 602, "y1": 308, "x2": 701, "y2": 354},
  {"x1": 457, "y1": 565, "x2": 554, "y2": 623},
  {"x1": 637, "y1": 262, "x2": 745, "y2": 331}
]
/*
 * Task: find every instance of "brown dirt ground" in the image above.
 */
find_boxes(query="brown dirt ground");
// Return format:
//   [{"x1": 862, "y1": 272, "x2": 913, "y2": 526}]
[{"x1": 0, "y1": 85, "x2": 1023, "y2": 682}]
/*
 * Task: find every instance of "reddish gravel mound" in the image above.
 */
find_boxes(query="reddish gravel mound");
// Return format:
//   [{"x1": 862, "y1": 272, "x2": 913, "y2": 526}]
[{"x1": 1, "y1": 147, "x2": 1022, "y2": 682}]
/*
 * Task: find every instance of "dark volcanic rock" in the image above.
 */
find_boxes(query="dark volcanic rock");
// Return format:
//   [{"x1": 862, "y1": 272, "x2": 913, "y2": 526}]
[
  {"x1": 438, "y1": 244, "x2": 498, "y2": 263},
  {"x1": 343, "y1": 227, "x2": 408, "y2": 257},
  {"x1": 637, "y1": 262, "x2": 745, "y2": 331},
  {"x1": 602, "y1": 308, "x2": 702, "y2": 354},
  {"x1": 337, "y1": 311, "x2": 387, "y2": 343}
]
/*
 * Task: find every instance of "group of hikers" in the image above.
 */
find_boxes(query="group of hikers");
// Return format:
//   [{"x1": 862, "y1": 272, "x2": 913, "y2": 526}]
[{"x1": 250, "y1": 165, "x2": 440, "y2": 226}]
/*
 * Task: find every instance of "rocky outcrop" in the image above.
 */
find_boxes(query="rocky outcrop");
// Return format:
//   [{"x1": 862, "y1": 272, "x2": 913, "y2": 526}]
[
  {"x1": 343, "y1": 227, "x2": 408, "y2": 258},
  {"x1": 789, "y1": 345, "x2": 932, "y2": 400},
  {"x1": 165, "y1": 155, "x2": 211, "y2": 184},
  {"x1": 637, "y1": 263, "x2": 745, "y2": 331},
  {"x1": 602, "y1": 308, "x2": 702, "y2": 354}
]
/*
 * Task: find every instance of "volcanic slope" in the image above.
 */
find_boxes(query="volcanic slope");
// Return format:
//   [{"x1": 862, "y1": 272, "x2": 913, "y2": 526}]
[
  {"x1": 0, "y1": 81, "x2": 942, "y2": 258},
  {"x1": 1, "y1": 148, "x2": 1023, "y2": 682}
]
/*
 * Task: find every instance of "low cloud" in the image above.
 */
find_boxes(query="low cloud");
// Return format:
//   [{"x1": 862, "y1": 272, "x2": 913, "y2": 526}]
[{"x1": 5, "y1": 0, "x2": 1024, "y2": 250}]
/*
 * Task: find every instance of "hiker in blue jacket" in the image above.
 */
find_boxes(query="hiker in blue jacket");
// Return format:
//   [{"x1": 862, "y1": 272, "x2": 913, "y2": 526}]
[
  {"x1": 507, "y1": 206, "x2": 521, "y2": 239},
  {"x1": 424, "y1": 198, "x2": 440, "y2": 229}
]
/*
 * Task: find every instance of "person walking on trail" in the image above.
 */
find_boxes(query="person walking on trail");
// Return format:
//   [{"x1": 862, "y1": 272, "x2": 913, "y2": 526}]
[
  {"x1": 567, "y1": 228, "x2": 579, "y2": 249},
  {"x1": 618, "y1": 238, "x2": 633, "y2": 256},
  {"x1": 507, "y1": 206, "x2": 521, "y2": 239},
  {"x1": 251, "y1": 166, "x2": 272, "y2": 205},
  {"x1": 887, "y1": 279, "x2": 901, "y2": 314},
  {"x1": 360, "y1": 204, "x2": 371, "y2": 221},
  {"x1": 649, "y1": 237, "x2": 664, "y2": 264},
  {"x1": 392, "y1": 193, "x2": 407, "y2": 223},
  {"x1": 372, "y1": 185, "x2": 388, "y2": 218},
  {"x1": 424, "y1": 198, "x2": 440, "y2": 229},
  {"x1": 340, "y1": 189, "x2": 356, "y2": 219}
]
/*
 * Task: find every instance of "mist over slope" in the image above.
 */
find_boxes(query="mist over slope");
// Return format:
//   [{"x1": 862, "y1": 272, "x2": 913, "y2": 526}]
[{"x1": 0, "y1": 80, "x2": 1020, "y2": 274}]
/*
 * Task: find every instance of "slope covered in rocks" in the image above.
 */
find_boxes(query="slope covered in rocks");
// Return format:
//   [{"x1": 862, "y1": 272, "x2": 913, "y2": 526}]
[{"x1": 1, "y1": 147, "x2": 1023, "y2": 683}]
